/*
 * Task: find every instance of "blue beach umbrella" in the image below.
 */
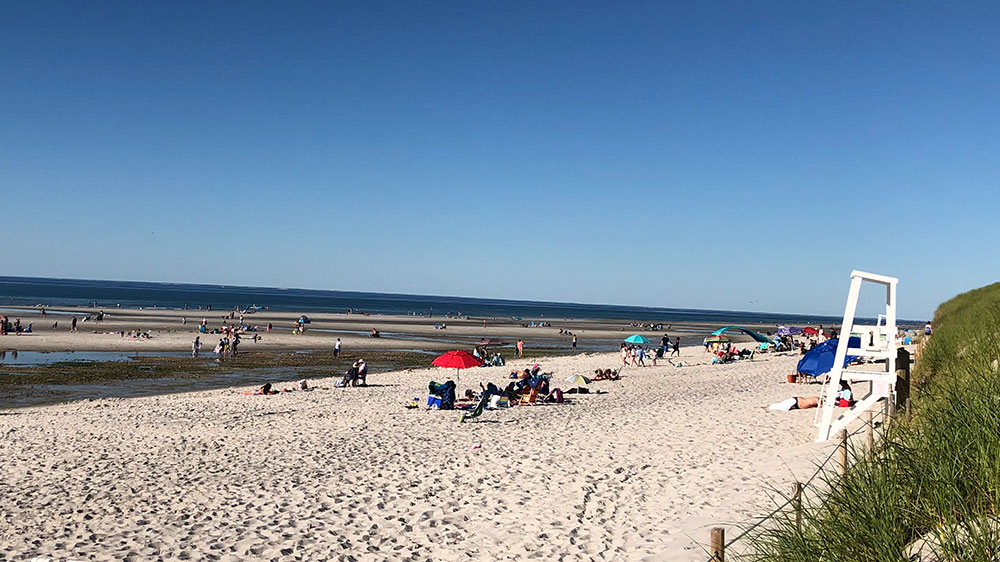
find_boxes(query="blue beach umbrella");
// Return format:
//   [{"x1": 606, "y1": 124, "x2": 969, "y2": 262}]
[
  {"x1": 797, "y1": 337, "x2": 861, "y2": 377},
  {"x1": 624, "y1": 334, "x2": 650, "y2": 344}
]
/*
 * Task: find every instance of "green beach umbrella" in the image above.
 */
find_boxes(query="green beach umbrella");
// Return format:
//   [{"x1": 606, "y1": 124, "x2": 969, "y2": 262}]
[{"x1": 624, "y1": 334, "x2": 650, "y2": 344}]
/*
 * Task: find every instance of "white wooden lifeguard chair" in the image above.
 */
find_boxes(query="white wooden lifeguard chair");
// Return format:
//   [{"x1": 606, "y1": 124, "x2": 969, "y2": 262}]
[{"x1": 815, "y1": 270, "x2": 899, "y2": 442}]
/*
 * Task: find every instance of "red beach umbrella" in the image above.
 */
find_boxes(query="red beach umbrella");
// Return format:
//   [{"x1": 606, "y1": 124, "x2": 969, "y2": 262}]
[
  {"x1": 432, "y1": 350, "x2": 483, "y2": 370},
  {"x1": 802, "y1": 327, "x2": 819, "y2": 336},
  {"x1": 431, "y1": 350, "x2": 483, "y2": 387}
]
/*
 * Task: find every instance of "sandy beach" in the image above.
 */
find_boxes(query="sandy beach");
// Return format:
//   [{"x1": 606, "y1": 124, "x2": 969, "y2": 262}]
[{"x1": 0, "y1": 348, "x2": 854, "y2": 561}]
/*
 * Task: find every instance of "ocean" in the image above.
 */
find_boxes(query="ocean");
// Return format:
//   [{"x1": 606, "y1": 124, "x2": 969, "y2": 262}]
[{"x1": 0, "y1": 276, "x2": 856, "y2": 326}]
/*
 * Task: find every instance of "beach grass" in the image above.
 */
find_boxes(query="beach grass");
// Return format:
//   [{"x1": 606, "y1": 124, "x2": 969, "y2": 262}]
[{"x1": 743, "y1": 283, "x2": 1000, "y2": 561}]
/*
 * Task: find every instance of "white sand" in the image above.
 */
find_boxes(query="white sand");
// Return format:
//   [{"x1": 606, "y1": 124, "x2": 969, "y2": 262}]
[{"x1": 0, "y1": 349, "x2": 850, "y2": 561}]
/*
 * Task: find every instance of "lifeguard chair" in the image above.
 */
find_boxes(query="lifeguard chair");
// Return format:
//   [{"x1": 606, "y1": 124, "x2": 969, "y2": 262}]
[{"x1": 815, "y1": 270, "x2": 899, "y2": 442}]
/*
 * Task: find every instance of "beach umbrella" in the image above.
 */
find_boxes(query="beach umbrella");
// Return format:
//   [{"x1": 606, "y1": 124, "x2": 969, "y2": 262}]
[
  {"x1": 704, "y1": 334, "x2": 730, "y2": 343},
  {"x1": 432, "y1": 350, "x2": 483, "y2": 370},
  {"x1": 566, "y1": 373, "x2": 590, "y2": 392},
  {"x1": 802, "y1": 327, "x2": 818, "y2": 336},
  {"x1": 624, "y1": 334, "x2": 650, "y2": 344},
  {"x1": 797, "y1": 337, "x2": 861, "y2": 377},
  {"x1": 776, "y1": 326, "x2": 803, "y2": 336},
  {"x1": 431, "y1": 350, "x2": 483, "y2": 386}
]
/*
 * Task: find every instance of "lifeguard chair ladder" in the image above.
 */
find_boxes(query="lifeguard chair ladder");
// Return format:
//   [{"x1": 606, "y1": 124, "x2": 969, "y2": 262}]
[{"x1": 815, "y1": 270, "x2": 898, "y2": 442}]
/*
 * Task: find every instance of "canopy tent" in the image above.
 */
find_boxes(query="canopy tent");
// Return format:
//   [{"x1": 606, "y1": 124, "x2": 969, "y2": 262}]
[
  {"x1": 710, "y1": 326, "x2": 775, "y2": 344},
  {"x1": 797, "y1": 337, "x2": 861, "y2": 377},
  {"x1": 776, "y1": 326, "x2": 803, "y2": 336}
]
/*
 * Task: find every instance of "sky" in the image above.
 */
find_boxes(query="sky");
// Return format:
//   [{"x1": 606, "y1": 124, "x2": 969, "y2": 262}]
[{"x1": 1, "y1": 1, "x2": 998, "y2": 320}]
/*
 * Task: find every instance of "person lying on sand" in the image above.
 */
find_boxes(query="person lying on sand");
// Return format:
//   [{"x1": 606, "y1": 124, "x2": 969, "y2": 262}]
[
  {"x1": 764, "y1": 382, "x2": 854, "y2": 411},
  {"x1": 246, "y1": 383, "x2": 279, "y2": 396},
  {"x1": 764, "y1": 396, "x2": 820, "y2": 411},
  {"x1": 592, "y1": 368, "x2": 620, "y2": 381}
]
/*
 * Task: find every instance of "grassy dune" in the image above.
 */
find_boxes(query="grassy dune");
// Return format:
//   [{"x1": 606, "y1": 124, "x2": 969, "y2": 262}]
[{"x1": 745, "y1": 283, "x2": 1000, "y2": 561}]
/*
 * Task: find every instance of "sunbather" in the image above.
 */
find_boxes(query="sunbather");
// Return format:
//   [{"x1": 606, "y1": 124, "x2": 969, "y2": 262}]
[{"x1": 764, "y1": 396, "x2": 820, "y2": 411}]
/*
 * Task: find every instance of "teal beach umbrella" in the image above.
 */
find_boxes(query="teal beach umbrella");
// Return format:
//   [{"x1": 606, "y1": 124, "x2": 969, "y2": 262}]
[{"x1": 624, "y1": 334, "x2": 650, "y2": 344}]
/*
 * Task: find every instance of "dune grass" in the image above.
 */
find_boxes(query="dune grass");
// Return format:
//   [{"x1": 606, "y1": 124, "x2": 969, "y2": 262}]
[{"x1": 743, "y1": 283, "x2": 1000, "y2": 561}]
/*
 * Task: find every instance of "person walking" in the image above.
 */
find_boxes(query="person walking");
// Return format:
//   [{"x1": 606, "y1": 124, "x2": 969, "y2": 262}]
[
  {"x1": 192, "y1": 336, "x2": 202, "y2": 357},
  {"x1": 71, "y1": 316, "x2": 78, "y2": 332},
  {"x1": 516, "y1": 339, "x2": 524, "y2": 358},
  {"x1": 334, "y1": 338, "x2": 342, "y2": 358},
  {"x1": 571, "y1": 335, "x2": 577, "y2": 350},
  {"x1": 671, "y1": 337, "x2": 681, "y2": 357}
]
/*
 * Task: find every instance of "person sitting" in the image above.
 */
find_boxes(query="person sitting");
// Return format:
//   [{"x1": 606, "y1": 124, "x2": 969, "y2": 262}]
[
  {"x1": 836, "y1": 380, "x2": 854, "y2": 406},
  {"x1": 356, "y1": 359, "x2": 368, "y2": 386},
  {"x1": 370, "y1": 329, "x2": 380, "y2": 338}
]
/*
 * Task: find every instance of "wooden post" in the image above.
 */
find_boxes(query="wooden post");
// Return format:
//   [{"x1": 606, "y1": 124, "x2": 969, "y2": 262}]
[
  {"x1": 710, "y1": 527, "x2": 725, "y2": 561},
  {"x1": 838, "y1": 428, "x2": 849, "y2": 475},
  {"x1": 896, "y1": 347, "x2": 911, "y2": 407},
  {"x1": 866, "y1": 411, "x2": 874, "y2": 451},
  {"x1": 792, "y1": 482, "x2": 803, "y2": 530}
]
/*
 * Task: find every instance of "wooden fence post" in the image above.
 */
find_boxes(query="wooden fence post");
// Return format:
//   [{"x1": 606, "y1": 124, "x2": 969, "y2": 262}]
[
  {"x1": 792, "y1": 482, "x2": 803, "y2": 530},
  {"x1": 896, "y1": 347, "x2": 911, "y2": 406},
  {"x1": 838, "y1": 428, "x2": 849, "y2": 475},
  {"x1": 710, "y1": 527, "x2": 725, "y2": 561},
  {"x1": 866, "y1": 411, "x2": 874, "y2": 451}
]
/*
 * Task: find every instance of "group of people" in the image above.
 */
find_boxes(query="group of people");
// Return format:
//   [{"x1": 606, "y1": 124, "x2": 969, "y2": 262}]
[
  {"x1": 472, "y1": 346, "x2": 505, "y2": 366},
  {"x1": 0, "y1": 316, "x2": 29, "y2": 335},
  {"x1": 0, "y1": 313, "x2": 93, "y2": 335},
  {"x1": 212, "y1": 333, "x2": 240, "y2": 359},
  {"x1": 620, "y1": 343, "x2": 656, "y2": 366}
]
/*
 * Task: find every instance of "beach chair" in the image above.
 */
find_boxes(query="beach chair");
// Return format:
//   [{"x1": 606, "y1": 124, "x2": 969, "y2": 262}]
[{"x1": 519, "y1": 387, "x2": 539, "y2": 405}]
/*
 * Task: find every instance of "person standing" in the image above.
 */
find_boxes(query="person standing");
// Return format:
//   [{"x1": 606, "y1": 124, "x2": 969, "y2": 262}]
[
  {"x1": 661, "y1": 334, "x2": 670, "y2": 357},
  {"x1": 671, "y1": 337, "x2": 681, "y2": 357},
  {"x1": 516, "y1": 339, "x2": 524, "y2": 358},
  {"x1": 71, "y1": 316, "x2": 78, "y2": 332},
  {"x1": 334, "y1": 338, "x2": 342, "y2": 358},
  {"x1": 192, "y1": 336, "x2": 202, "y2": 357},
  {"x1": 571, "y1": 335, "x2": 577, "y2": 350}
]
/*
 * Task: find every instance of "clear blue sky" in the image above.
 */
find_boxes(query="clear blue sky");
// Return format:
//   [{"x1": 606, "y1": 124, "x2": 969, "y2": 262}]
[{"x1": 2, "y1": 1, "x2": 997, "y2": 319}]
